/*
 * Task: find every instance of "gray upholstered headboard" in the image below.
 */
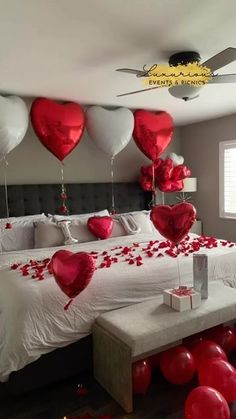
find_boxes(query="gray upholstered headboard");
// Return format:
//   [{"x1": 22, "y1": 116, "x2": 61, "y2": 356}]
[{"x1": 0, "y1": 183, "x2": 151, "y2": 218}]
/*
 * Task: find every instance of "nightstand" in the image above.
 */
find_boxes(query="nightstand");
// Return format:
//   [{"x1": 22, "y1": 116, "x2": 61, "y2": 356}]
[{"x1": 190, "y1": 220, "x2": 202, "y2": 235}]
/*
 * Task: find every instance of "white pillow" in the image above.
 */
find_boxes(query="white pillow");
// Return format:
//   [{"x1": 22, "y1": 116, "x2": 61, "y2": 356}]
[{"x1": 0, "y1": 214, "x2": 47, "y2": 252}]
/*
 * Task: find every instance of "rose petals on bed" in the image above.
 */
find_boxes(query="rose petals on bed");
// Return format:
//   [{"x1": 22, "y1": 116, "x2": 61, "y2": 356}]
[{"x1": 9, "y1": 236, "x2": 236, "y2": 283}]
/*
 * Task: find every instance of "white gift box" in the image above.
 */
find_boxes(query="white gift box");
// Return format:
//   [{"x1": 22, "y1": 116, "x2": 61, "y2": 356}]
[{"x1": 163, "y1": 286, "x2": 201, "y2": 312}]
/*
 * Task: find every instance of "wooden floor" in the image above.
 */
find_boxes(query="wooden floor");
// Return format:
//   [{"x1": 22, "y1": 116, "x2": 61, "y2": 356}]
[{"x1": 1, "y1": 371, "x2": 236, "y2": 419}]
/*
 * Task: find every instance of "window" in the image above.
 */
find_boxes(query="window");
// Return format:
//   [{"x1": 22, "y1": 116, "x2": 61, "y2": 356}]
[{"x1": 219, "y1": 140, "x2": 236, "y2": 218}]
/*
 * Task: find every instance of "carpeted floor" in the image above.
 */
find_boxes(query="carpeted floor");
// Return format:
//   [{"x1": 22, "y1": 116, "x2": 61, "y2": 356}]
[
  {"x1": 0, "y1": 371, "x2": 194, "y2": 419},
  {"x1": 1, "y1": 371, "x2": 236, "y2": 419}
]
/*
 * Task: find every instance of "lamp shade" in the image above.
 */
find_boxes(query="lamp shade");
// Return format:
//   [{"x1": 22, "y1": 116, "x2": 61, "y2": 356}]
[{"x1": 182, "y1": 177, "x2": 197, "y2": 192}]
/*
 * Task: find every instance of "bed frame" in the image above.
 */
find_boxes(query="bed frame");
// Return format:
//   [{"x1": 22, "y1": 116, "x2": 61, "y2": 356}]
[{"x1": 0, "y1": 182, "x2": 150, "y2": 393}]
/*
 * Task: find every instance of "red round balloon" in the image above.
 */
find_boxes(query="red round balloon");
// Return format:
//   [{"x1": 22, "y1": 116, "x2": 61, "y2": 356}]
[
  {"x1": 133, "y1": 110, "x2": 173, "y2": 161},
  {"x1": 51, "y1": 250, "x2": 95, "y2": 299},
  {"x1": 204, "y1": 325, "x2": 236, "y2": 354},
  {"x1": 199, "y1": 358, "x2": 236, "y2": 403},
  {"x1": 132, "y1": 360, "x2": 152, "y2": 394},
  {"x1": 87, "y1": 216, "x2": 114, "y2": 239},
  {"x1": 160, "y1": 346, "x2": 196, "y2": 385},
  {"x1": 148, "y1": 353, "x2": 161, "y2": 369},
  {"x1": 191, "y1": 340, "x2": 227, "y2": 369},
  {"x1": 183, "y1": 334, "x2": 205, "y2": 351},
  {"x1": 31, "y1": 98, "x2": 85, "y2": 161},
  {"x1": 185, "y1": 386, "x2": 230, "y2": 419},
  {"x1": 150, "y1": 203, "x2": 196, "y2": 244}
]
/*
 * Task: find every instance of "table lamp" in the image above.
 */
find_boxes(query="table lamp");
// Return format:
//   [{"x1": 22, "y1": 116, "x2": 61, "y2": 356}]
[{"x1": 177, "y1": 177, "x2": 197, "y2": 202}]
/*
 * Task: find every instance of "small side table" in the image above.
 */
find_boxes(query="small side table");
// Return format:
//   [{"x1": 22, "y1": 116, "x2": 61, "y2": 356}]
[{"x1": 190, "y1": 220, "x2": 202, "y2": 235}]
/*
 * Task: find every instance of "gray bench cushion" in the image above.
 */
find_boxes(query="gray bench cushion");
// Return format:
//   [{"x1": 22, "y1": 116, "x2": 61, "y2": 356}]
[{"x1": 96, "y1": 282, "x2": 236, "y2": 357}]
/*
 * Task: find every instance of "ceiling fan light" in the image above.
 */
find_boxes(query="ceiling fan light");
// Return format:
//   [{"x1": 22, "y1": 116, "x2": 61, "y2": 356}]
[{"x1": 168, "y1": 85, "x2": 203, "y2": 101}]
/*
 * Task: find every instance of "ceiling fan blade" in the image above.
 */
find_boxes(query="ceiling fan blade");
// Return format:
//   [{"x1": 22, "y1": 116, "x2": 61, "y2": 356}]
[
  {"x1": 202, "y1": 48, "x2": 236, "y2": 71},
  {"x1": 116, "y1": 68, "x2": 146, "y2": 77},
  {"x1": 117, "y1": 86, "x2": 160, "y2": 97},
  {"x1": 208, "y1": 73, "x2": 236, "y2": 84}
]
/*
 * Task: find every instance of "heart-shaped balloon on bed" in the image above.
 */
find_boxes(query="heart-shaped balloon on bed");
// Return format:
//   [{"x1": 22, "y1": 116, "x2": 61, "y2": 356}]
[
  {"x1": 86, "y1": 106, "x2": 134, "y2": 157},
  {"x1": 51, "y1": 250, "x2": 95, "y2": 299},
  {"x1": 133, "y1": 110, "x2": 173, "y2": 161},
  {"x1": 150, "y1": 203, "x2": 196, "y2": 244},
  {"x1": 0, "y1": 96, "x2": 29, "y2": 157},
  {"x1": 30, "y1": 98, "x2": 85, "y2": 161},
  {"x1": 87, "y1": 216, "x2": 114, "y2": 239}
]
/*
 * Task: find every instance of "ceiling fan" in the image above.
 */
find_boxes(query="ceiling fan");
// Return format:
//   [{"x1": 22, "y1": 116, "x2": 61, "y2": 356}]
[{"x1": 116, "y1": 48, "x2": 236, "y2": 101}]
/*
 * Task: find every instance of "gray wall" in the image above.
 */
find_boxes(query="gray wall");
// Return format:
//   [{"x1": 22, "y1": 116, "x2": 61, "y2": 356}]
[
  {"x1": 0, "y1": 98, "x2": 180, "y2": 186},
  {"x1": 181, "y1": 113, "x2": 236, "y2": 241}
]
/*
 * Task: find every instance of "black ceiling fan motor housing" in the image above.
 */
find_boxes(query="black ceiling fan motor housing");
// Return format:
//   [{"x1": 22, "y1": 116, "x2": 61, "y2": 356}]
[{"x1": 169, "y1": 51, "x2": 201, "y2": 66}]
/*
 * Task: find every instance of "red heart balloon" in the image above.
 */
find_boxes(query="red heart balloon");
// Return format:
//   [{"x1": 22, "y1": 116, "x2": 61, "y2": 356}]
[
  {"x1": 87, "y1": 216, "x2": 114, "y2": 239},
  {"x1": 140, "y1": 174, "x2": 154, "y2": 192},
  {"x1": 150, "y1": 203, "x2": 196, "y2": 243},
  {"x1": 172, "y1": 164, "x2": 191, "y2": 181},
  {"x1": 133, "y1": 110, "x2": 173, "y2": 161},
  {"x1": 157, "y1": 179, "x2": 184, "y2": 192},
  {"x1": 51, "y1": 250, "x2": 95, "y2": 298},
  {"x1": 31, "y1": 98, "x2": 85, "y2": 161}
]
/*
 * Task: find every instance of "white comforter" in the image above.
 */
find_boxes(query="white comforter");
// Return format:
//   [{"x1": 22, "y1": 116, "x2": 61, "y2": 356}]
[{"x1": 1, "y1": 232, "x2": 236, "y2": 382}]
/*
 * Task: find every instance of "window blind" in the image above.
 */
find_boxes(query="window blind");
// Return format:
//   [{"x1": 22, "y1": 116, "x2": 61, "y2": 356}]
[{"x1": 220, "y1": 140, "x2": 236, "y2": 218}]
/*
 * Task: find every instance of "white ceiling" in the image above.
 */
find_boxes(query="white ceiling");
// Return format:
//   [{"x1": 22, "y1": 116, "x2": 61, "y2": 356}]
[{"x1": 1, "y1": 0, "x2": 236, "y2": 125}]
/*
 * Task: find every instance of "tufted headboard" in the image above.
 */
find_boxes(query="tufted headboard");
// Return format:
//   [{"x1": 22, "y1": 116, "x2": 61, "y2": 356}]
[{"x1": 0, "y1": 183, "x2": 151, "y2": 218}]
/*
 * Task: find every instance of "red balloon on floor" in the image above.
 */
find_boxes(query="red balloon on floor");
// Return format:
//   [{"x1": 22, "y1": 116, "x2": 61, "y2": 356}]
[
  {"x1": 183, "y1": 333, "x2": 204, "y2": 351},
  {"x1": 199, "y1": 358, "x2": 236, "y2": 403},
  {"x1": 160, "y1": 346, "x2": 196, "y2": 385},
  {"x1": 132, "y1": 360, "x2": 152, "y2": 394},
  {"x1": 185, "y1": 386, "x2": 230, "y2": 419},
  {"x1": 204, "y1": 325, "x2": 236, "y2": 354},
  {"x1": 191, "y1": 340, "x2": 227, "y2": 369},
  {"x1": 148, "y1": 353, "x2": 161, "y2": 369}
]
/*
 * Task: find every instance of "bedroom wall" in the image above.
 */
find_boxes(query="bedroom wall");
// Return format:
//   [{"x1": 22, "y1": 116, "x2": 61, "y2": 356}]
[
  {"x1": 180, "y1": 113, "x2": 236, "y2": 241},
  {"x1": 0, "y1": 98, "x2": 181, "y2": 186}
]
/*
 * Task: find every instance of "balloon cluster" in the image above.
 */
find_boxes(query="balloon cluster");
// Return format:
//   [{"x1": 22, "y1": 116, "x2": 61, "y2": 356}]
[
  {"x1": 132, "y1": 325, "x2": 236, "y2": 419},
  {"x1": 140, "y1": 156, "x2": 191, "y2": 193}
]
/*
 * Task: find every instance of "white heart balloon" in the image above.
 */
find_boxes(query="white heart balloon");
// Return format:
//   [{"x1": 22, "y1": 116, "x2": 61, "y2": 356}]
[
  {"x1": 168, "y1": 152, "x2": 184, "y2": 166},
  {"x1": 0, "y1": 96, "x2": 29, "y2": 157},
  {"x1": 86, "y1": 106, "x2": 134, "y2": 157}
]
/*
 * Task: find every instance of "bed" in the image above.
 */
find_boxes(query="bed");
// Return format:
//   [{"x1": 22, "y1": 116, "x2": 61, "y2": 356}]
[
  {"x1": 0, "y1": 182, "x2": 151, "y2": 392},
  {"x1": 1, "y1": 183, "x2": 236, "y2": 393}
]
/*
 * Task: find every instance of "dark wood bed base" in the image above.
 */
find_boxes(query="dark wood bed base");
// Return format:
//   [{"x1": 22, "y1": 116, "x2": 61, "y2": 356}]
[{"x1": 0, "y1": 182, "x2": 150, "y2": 393}]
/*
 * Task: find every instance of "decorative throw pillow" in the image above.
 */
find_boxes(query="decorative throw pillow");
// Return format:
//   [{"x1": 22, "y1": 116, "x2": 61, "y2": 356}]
[
  {"x1": 34, "y1": 220, "x2": 97, "y2": 249},
  {"x1": 112, "y1": 211, "x2": 153, "y2": 235}
]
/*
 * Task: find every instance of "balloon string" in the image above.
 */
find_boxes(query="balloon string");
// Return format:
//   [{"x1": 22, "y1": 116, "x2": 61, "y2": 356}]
[
  {"x1": 64, "y1": 299, "x2": 73, "y2": 311},
  {"x1": 161, "y1": 192, "x2": 165, "y2": 205},
  {"x1": 110, "y1": 157, "x2": 115, "y2": 214},
  {"x1": 3, "y1": 157, "x2": 9, "y2": 219},
  {"x1": 152, "y1": 162, "x2": 158, "y2": 206},
  {"x1": 176, "y1": 244, "x2": 181, "y2": 287},
  {"x1": 60, "y1": 161, "x2": 69, "y2": 214}
]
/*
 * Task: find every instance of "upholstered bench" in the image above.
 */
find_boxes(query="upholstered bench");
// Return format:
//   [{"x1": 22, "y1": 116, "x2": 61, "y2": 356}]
[{"x1": 93, "y1": 281, "x2": 236, "y2": 413}]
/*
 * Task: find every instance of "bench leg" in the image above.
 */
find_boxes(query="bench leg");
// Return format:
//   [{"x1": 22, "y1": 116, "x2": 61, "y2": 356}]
[{"x1": 93, "y1": 324, "x2": 133, "y2": 413}]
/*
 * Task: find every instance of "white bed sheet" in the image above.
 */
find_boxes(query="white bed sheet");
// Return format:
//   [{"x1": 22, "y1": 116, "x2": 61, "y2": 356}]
[{"x1": 0, "y1": 232, "x2": 236, "y2": 382}]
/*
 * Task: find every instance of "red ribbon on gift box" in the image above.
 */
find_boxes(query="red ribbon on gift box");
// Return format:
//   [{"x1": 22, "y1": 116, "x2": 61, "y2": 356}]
[
  {"x1": 169, "y1": 286, "x2": 195, "y2": 309},
  {"x1": 171, "y1": 286, "x2": 194, "y2": 297}
]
